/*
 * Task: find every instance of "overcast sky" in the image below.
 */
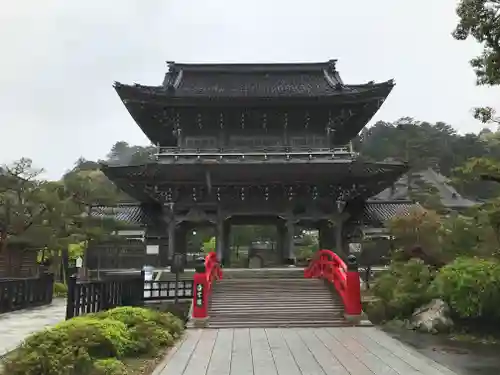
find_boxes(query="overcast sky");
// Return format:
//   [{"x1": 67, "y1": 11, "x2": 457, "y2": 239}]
[{"x1": 1, "y1": 0, "x2": 499, "y2": 179}]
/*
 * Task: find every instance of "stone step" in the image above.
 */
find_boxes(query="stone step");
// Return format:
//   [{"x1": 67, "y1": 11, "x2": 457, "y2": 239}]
[
  {"x1": 213, "y1": 288, "x2": 332, "y2": 293},
  {"x1": 221, "y1": 269, "x2": 305, "y2": 279},
  {"x1": 210, "y1": 303, "x2": 344, "y2": 312},
  {"x1": 205, "y1": 320, "x2": 350, "y2": 329},
  {"x1": 210, "y1": 300, "x2": 339, "y2": 306},
  {"x1": 211, "y1": 291, "x2": 336, "y2": 296},
  {"x1": 209, "y1": 313, "x2": 344, "y2": 322},
  {"x1": 208, "y1": 314, "x2": 345, "y2": 321},
  {"x1": 210, "y1": 298, "x2": 343, "y2": 308},
  {"x1": 212, "y1": 294, "x2": 341, "y2": 304},
  {"x1": 205, "y1": 275, "x2": 347, "y2": 329}
]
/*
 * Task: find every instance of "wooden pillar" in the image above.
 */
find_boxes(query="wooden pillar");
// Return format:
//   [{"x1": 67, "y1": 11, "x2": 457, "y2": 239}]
[
  {"x1": 215, "y1": 216, "x2": 224, "y2": 264},
  {"x1": 167, "y1": 219, "x2": 176, "y2": 265},
  {"x1": 285, "y1": 217, "x2": 296, "y2": 265},
  {"x1": 318, "y1": 220, "x2": 335, "y2": 250},
  {"x1": 222, "y1": 220, "x2": 231, "y2": 267},
  {"x1": 176, "y1": 223, "x2": 188, "y2": 255},
  {"x1": 335, "y1": 221, "x2": 342, "y2": 255},
  {"x1": 276, "y1": 221, "x2": 286, "y2": 264}
]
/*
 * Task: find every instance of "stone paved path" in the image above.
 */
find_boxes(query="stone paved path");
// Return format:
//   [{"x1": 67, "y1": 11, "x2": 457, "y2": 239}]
[
  {"x1": 0, "y1": 299, "x2": 66, "y2": 357},
  {"x1": 155, "y1": 327, "x2": 459, "y2": 375}
]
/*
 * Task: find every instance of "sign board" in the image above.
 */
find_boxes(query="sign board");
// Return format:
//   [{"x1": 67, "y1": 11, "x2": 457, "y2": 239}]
[
  {"x1": 195, "y1": 284, "x2": 204, "y2": 307},
  {"x1": 75, "y1": 257, "x2": 83, "y2": 268},
  {"x1": 146, "y1": 245, "x2": 159, "y2": 255},
  {"x1": 349, "y1": 243, "x2": 362, "y2": 253}
]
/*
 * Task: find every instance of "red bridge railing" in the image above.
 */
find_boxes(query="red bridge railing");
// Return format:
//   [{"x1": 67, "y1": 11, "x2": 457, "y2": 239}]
[
  {"x1": 191, "y1": 252, "x2": 223, "y2": 321},
  {"x1": 304, "y1": 249, "x2": 362, "y2": 317}
]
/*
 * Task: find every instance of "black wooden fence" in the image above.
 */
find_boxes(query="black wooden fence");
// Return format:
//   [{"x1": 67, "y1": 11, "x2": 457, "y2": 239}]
[
  {"x1": 0, "y1": 273, "x2": 54, "y2": 313},
  {"x1": 65, "y1": 274, "x2": 194, "y2": 319}
]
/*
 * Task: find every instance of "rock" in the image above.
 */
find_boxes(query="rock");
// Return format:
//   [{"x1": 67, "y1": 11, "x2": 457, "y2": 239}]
[{"x1": 410, "y1": 299, "x2": 454, "y2": 334}]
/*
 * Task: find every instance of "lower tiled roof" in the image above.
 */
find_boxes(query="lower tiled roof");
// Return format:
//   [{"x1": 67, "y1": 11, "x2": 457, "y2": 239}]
[
  {"x1": 363, "y1": 201, "x2": 419, "y2": 224},
  {"x1": 91, "y1": 201, "x2": 417, "y2": 227},
  {"x1": 90, "y1": 204, "x2": 148, "y2": 226}
]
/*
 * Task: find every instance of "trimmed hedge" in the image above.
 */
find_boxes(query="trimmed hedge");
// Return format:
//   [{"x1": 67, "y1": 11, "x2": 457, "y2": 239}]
[{"x1": 2, "y1": 307, "x2": 183, "y2": 375}]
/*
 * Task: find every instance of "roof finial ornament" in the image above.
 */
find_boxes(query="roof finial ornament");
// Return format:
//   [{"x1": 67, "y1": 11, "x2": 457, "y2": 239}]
[{"x1": 328, "y1": 59, "x2": 337, "y2": 72}]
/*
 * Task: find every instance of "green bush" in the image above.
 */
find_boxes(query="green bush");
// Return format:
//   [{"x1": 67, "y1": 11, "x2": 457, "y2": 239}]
[
  {"x1": 369, "y1": 259, "x2": 435, "y2": 321},
  {"x1": 431, "y1": 257, "x2": 500, "y2": 319},
  {"x1": 91, "y1": 358, "x2": 128, "y2": 375},
  {"x1": 53, "y1": 282, "x2": 68, "y2": 298},
  {"x1": 55, "y1": 317, "x2": 133, "y2": 358},
  {"x1": 95, "y1": 306, "x2": 181, "y2": 355},
  {"x1": 96, "y1": 306, "x2": 183, "y2": 337},
  {"x1": 3, "y1": 317, "x2": 131, "y2": 375},
  {"x1": 129, "y1": 321, "x2": 174, "y2": 354}
]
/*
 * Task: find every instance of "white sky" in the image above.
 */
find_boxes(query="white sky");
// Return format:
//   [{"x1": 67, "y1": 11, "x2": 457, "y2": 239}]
[{"x1": 0, "y1": 0, "x2": 499, "y2": 179}]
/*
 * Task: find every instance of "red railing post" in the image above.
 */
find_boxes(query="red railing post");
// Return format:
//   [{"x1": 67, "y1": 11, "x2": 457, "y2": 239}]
[
  {"x1": 192, "y1": 259, "x2": 209, "y2": 321},
  {"x1": 345, "y1": 254, "x2": 362, "y2": 317},
  {"x1": 190, "y1": 252, "x2": 222, "y2": 327}
]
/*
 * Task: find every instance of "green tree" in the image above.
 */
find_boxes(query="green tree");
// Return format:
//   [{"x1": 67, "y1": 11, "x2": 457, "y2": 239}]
[
  {"x1": 453, "y1": 0, "x2": 500, "y2": 123},
  {"x1": 0, "y1": 159, "x2": 54, "y2": 252}
]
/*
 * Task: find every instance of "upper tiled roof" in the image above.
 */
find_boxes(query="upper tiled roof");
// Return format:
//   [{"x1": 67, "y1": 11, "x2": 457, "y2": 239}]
[{"x1": 114, "y1": 60, "x2": 394, "y2": 100}]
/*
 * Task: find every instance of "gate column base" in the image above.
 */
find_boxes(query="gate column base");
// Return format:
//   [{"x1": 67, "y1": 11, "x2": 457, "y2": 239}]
[
  {"x1": 189, "y1": 316, "x2": 209, "y2": 328},
  {"x1": 344, "y1": 313, "x2": 362, "y2": 324}
]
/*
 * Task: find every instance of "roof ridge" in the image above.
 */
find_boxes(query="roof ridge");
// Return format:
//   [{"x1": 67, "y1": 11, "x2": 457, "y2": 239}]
[{"x1": 167, "y1": 60, "x2": 338, "y2": 73}]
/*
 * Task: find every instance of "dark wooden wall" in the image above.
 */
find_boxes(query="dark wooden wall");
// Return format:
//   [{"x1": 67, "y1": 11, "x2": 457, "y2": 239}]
[{"x1": 0, "y1": 247, "x2": 38, "y2": 278}]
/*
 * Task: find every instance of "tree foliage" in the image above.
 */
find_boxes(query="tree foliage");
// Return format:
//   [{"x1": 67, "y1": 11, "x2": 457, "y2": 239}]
[{"x1": 453, "y1": 0, "x2": 500, "y2": 123}]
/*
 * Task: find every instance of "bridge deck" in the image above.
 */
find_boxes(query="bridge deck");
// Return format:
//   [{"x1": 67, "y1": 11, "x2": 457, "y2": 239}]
[{"x1": 155, "y1": 327, "x2": 458, "y2": 375}]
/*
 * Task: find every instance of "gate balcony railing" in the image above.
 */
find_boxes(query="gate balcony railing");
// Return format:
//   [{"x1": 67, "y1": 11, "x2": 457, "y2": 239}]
[{"x1": 156, "y1": 146, "x2": 358, "y2": 161}]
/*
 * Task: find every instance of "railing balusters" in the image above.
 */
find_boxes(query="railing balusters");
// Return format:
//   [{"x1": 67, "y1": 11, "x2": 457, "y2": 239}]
[{"x1": 0, "y1": 274, "x2": 54, "y2": 314}]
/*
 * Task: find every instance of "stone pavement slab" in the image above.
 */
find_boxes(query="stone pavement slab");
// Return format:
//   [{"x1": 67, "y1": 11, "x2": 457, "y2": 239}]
[
  {"x1": 0, "y1": 299, "x2": 66, "y2": 357},
  {"x1": 155, "y1": 327, "x2": 460, "y2": 375}
]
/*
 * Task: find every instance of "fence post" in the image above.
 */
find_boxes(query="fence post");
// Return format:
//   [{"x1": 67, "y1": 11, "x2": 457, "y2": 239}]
[
  {"x1": 65, "y1": 275, "x2": 77, "y2": 320},
  {"x1": 345, "y1": 254, "x2": 362, "y2": 322},
  {"x1": 135, "y1": 270, "x2": 145, "y2": 306},
  {"x1": 46, "y1": 273, "x2": 55, "y2": 304},
  {"x1": 191, "y1": 257, "x2": 209, "y2": 327}
]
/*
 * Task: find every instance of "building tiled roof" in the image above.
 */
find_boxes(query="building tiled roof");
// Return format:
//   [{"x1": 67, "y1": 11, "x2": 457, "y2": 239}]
[
  {"x1": 101, "y1": 160, "x2": 409, "y2": 204},
  {"x1": 91, "y1": 201, "x2": 416, "y2": 227},
  {"x1": 90, "y1": 204, "x2": 149, "y2": 226},
  {"x1": 374, "y1": 168, "x2": 478, "y2": 209},
  {"x1": 363, "y1": 201, "x2": 419, "y2": 225},
  {"x1": 114, "y1": 60, "x2": 394, "y2": 99}
]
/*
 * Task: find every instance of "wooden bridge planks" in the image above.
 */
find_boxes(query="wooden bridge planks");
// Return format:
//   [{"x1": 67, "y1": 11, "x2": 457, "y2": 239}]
[{"x1": 156, "y1": 327, "x2": 459, "y2": 375}]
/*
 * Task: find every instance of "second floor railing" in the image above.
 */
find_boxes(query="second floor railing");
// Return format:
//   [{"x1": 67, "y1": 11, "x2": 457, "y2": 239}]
[{"x1": 156, "y1": 145, "x2": 358, "y2": 161}]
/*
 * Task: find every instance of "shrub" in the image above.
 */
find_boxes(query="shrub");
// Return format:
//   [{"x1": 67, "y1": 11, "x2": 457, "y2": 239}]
[
  {"x1": 55, "y1": 317, "x2": 132, "y2": 358},
  {"x1": 53, "y1": 282, "x2": 68, "y2": 298},
  {"x1": 129, "y1": 321, "x2": 174, "y2": 354},
  {"x1": 369, "y1": 259, "x2": 435, "y2": 321},
  {"x1": 3, "y1": 317, "x2": 132, "y2": 375},
  {"x1": 91, "y1": 358, "x2": 128, "y2": 375},
  {"x1": 3, "y1": 327, "x2": 93, "y2": 375},
  {"x1": 95, "y1": 306, "x2": 182, "y2": 354},
  {"x1": 431, "y1": 257, "x2": 500, "y2": 319},
  {"x1": 97, "y1": 306, "x2": 183, "y2": 337},
  {"x1": 2, "y1": 306, "x2": 184, "y2": 375}
]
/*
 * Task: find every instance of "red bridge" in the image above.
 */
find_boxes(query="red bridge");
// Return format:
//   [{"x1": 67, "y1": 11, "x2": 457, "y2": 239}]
[{"x1": 190, "y1": 249, "x2": 366, "y2": 328}]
